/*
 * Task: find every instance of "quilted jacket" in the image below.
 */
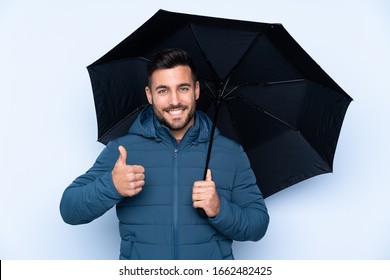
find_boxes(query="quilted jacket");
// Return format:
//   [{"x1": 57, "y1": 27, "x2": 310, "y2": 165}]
[{"x1": 60, "y1": 106, "x2": 269, "y2": 259}]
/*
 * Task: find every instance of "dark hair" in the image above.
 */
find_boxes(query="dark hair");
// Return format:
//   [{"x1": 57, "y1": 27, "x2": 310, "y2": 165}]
[{"x1": 147, "y1": 48, "x2": 197, "y2": 84}]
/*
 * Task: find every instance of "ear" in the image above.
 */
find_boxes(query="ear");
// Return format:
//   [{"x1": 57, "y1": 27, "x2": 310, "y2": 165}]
[
  {"x1": 195, "y1": 81, "x2": 200, "y2": 100},
  {"x1": 145, "y1": 86, "x2": 153, "y2": 104}
]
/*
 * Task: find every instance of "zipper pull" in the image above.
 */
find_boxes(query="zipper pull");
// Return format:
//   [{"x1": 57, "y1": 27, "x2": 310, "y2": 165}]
[{"x1": 173, "y1": 148, "x2": 178, "y2": 157}]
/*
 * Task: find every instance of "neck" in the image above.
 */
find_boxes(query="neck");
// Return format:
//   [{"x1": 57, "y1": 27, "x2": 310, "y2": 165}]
[
  {"x1": 170, "y1": 128, "x2": 188, "y2": 141},
  {"x1": 169, "y1": 116, "x2": 196, "y2": 140}
]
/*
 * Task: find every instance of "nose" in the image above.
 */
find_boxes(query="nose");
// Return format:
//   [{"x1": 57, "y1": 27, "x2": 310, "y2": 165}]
[{"x1": 169, "y1": 91, "x2": 180, "y2": 105}]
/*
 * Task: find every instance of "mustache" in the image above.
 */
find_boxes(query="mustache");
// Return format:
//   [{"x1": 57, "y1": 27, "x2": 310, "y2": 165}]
[{"x1": 163, "y1": 105, "x2": 187, "y2": 111}]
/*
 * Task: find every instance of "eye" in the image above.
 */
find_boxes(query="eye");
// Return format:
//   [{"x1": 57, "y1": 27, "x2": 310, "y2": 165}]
[
  {"x1": 179, "y1": 87, "x2": 189, "y2": 92},
  {"x1": 157, "y1": 88, "x2": 168, "y2": 94}
]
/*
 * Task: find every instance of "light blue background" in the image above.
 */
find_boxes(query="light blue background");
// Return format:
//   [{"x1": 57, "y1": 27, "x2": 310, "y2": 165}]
[{"x1": 1, "y1": 0, "x2": 389, "y2": 259}]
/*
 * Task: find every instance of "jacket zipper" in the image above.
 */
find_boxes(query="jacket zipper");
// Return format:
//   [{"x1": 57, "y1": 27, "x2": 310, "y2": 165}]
[
  {"x1": 173, "y1": 147, "x2": 179, "y2": 260},
  {"x1": 169, "y1": 126, "x2": 194, "y2": 260}
]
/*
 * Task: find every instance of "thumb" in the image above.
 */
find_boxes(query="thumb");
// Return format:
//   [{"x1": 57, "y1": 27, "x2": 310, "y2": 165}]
[
  {"x1": 206, "y1": 169, "x2": 212, "y2": 181},
  {"x1": 117, "y1": 145, "x2": 127, "y2": 165}
]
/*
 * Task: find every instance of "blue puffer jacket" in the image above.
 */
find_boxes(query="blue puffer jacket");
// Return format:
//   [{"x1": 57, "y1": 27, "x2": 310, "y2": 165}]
[{"x1": 60, "y1": 106, "x2": 269, "y2": 259}]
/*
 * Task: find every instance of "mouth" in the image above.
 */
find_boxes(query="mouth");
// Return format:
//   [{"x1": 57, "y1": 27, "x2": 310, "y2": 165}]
[
  {"x1": 165, "y1": 107, "x2": 186, "y2": 116},
  {"x1": 167, "y1": 109, "x2": 184, "y2": 115}
]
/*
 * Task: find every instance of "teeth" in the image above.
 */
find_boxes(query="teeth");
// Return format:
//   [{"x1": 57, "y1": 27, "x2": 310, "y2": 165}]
[{"x1": 168, "y1": 109, "x2": 183, "y2": 115}]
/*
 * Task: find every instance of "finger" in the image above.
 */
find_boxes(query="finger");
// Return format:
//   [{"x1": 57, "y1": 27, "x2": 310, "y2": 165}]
[
  {"x1": 127, "y1": 172, "x2": 145, "y2": 182},
  {"x1": 128, "y1": 180, "x2": 145, "y2": 189},
  {"x1": 192, "y1": 185, "x2": 207, "y2": 194},
  {"x1": 129, "y1": 165, "x2": 145, "y2": 174},
  {"x1": 133, "y1": 173, "x2": 145, "y2": 181},
  {"x1": 117, "y1": 146, "x2": 127, "y2": 165},
  {"x1": 125, "y1": 186, "x2": 143, "y2": 197},
  {"x1": 192, "y1": 190, "x2": 210, "y2": 200},
  {"x1": 193, "y1": 200, "x2": 202, "y2": 209},
  {"x1": 192, "y1": 192, "x2": 200, "y2": 201},
  {"x1": 193, "y1": 180, "x2": 214, "y2": 191},
  {"x1": 206, "y1": 169, "x2": 212, "y2": 181}
]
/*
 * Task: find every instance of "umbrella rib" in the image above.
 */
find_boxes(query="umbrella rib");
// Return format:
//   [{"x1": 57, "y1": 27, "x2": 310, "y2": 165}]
[
  {"x1": 224, "y1": 26, "x2": 273, "y2": 81},
  {"x1": 223, "y1": 78, "x2": 305, "y2": 100},
  {"x1": 204, "y1": 81, "x2": 217, "y2": 98},
  {"x1": 188, "y1": 24, "x2": 221, "y2": 84},
  {"x1": 243, "y1": 78, "x2": 305, "y2": 87},
  {"x1": 237, "y1": 94, "x2": 298, "y2": 131}
]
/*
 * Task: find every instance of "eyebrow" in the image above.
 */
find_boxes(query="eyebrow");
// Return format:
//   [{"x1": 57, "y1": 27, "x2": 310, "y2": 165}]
[
  {"x1": 154, "y1": 83, "x2": 192, "y2": 91},
  {"x1": 155, "y1": 85, "x2": 168, "y2": 91},
  {"x1": 178, "y1": 83, "x2": 191, "y2": 87}
]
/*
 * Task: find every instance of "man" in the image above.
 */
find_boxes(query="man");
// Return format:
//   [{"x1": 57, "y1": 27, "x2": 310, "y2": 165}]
[{"x1": 60, "y1": 48, "x2": 269, "y2": 260}]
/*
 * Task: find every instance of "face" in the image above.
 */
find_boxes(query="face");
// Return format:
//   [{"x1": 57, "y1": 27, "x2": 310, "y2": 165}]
[{"x1": 145, "y1": 65, "x2": 200, "y2": 140}]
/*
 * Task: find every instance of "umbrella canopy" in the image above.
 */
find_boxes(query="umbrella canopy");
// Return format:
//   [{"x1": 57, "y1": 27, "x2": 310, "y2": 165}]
[{"x1": 87, "y1": 9, "x2": 352, "y2": 198}]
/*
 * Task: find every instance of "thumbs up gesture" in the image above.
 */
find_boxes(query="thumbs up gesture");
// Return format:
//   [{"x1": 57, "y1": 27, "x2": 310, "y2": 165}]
[
  {"x1": 112, "y1": 146, "x2": 145, "y2": 197},
  {"x1": 192, "y1": 169, "x2": 220, "y2": 218}
]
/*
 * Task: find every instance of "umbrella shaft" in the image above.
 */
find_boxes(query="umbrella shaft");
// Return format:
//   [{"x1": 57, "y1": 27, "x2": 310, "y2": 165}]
[{"x1": 203, "y1": 101, "x2": 221, "y2": 180}]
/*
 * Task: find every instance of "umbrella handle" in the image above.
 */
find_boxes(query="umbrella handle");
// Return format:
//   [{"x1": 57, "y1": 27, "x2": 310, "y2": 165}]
[{"x1": 197, "y1": 207, "x2": 208, "y2": 217}]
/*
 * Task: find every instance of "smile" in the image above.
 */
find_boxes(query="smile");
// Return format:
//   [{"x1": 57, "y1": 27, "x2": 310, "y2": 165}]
[{"x1": 167, "y1": 109, "x2": 185, "y2": 115}]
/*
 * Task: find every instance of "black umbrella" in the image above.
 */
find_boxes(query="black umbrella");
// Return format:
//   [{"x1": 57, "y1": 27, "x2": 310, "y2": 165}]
[{"x1": 87, "y1": 9, "x2": 352, "y2": 198}]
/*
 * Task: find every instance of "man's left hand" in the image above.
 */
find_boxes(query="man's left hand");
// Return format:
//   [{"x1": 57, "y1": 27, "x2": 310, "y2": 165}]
[{"x1": 192, "y1": 169, "x2": 220, "y2": 218}]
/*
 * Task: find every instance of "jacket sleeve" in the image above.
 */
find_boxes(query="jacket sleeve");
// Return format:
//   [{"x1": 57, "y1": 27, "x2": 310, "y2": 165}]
[
  {"x1": 209, "y1": 145, "x2": 269, "y2": 241},
  {"x1": 59, "y1": 141, "x2": 123, "y2": 225}
]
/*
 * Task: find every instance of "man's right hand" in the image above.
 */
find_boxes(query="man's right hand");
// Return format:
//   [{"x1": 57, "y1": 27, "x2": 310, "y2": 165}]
[{"x1": 112, "y1": 145, "x2": 145, "y2": 197}]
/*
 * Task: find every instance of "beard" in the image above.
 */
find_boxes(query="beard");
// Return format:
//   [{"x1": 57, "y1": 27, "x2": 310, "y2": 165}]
[{"x1": 152, "y1": 103, "x2": 196, "y2": 133}]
